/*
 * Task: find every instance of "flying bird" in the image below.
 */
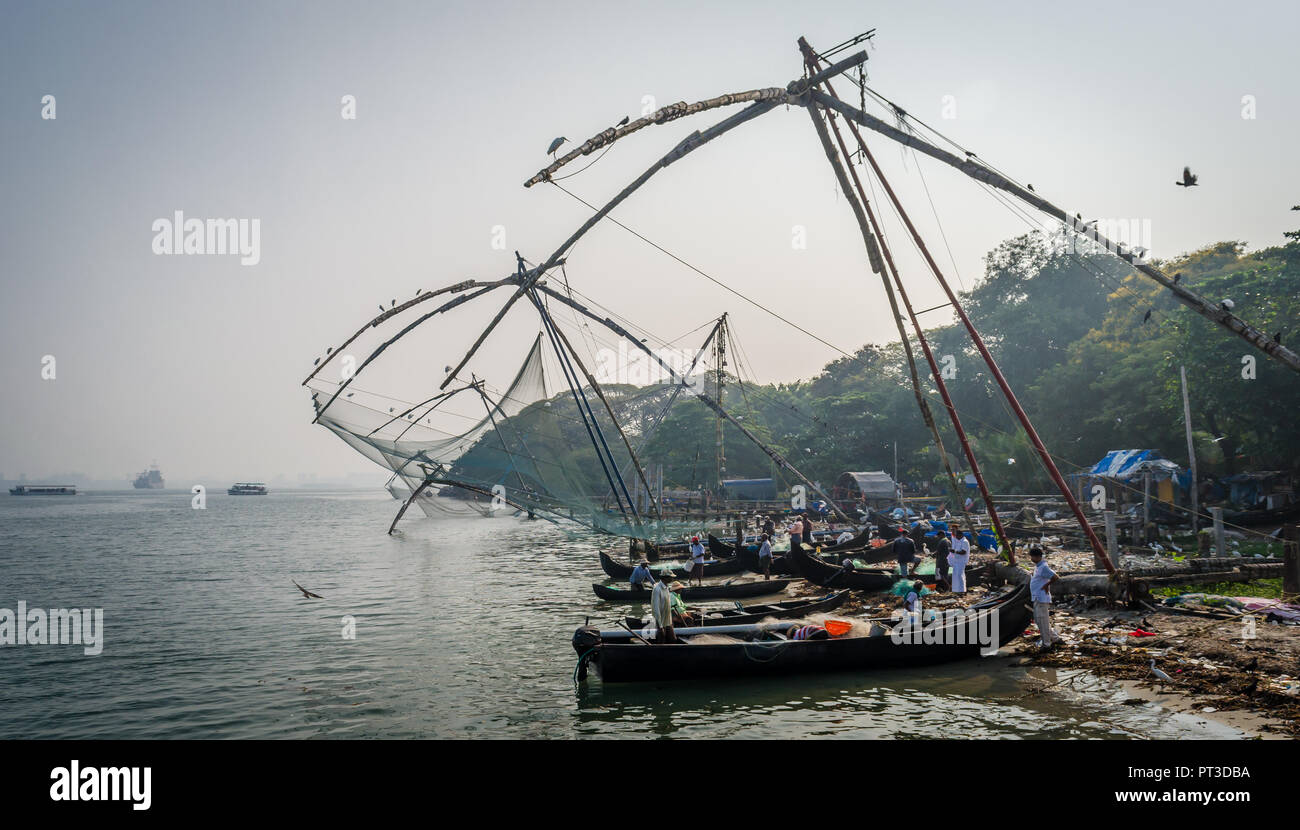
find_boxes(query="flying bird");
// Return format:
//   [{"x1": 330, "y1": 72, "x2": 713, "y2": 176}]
[
  {"x1": 293, "y1": 581, "x2": 323, "y2": 599},
  {"x1": 1148, "y1": 658, "x2": 1173, "y2": 682},
  {"x1": 547, "y1": 136, "x2": 567, "y2": 155},
  {"x1": 1176, "y1": 166, "x2": 1199, "y2": 187}
]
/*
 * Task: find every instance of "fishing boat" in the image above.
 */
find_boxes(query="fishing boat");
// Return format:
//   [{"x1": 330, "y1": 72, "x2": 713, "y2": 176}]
[
  {"x1": 573, "y1": 581, "x2": 1032, "y2": 682},
  {"x1": 599, "y1": 550, "x2": 745, "y2": 580},
  {"x1": 621, "y1": 590, "x2": 849, "y2": 630},
  {"x1": 787, "y1": 545, "x2": 898, "y2": 591},
  {"x1": 592, "y1": 579, "x2": 794, "y2": 602},
  {"x1": 227, "y1": 482, "x2": 268, "y2": 495}
]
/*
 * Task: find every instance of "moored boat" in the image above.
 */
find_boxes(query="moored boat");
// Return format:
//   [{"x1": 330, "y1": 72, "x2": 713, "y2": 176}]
[
  {"x1": 592, "y1": 579, "x2": 794, "y2": 602},
  {"x1": 622, "y1": 590, "x2": 849, "y2": 630},
  {"x1": 599, "y1": 550, "x2": 745, "y2": 580},
  {"x1": 227, "y1": 482, "x2": 269, "y2": 495},
  {"x1": 788, "y1": 544, "x2": 898, "y2": 591},
  {"x1": 573, "y1": 581, "x2": 1032, "y2": 682}
]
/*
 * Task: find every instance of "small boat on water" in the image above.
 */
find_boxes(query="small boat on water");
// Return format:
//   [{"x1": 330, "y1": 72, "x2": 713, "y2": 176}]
[
  {"x1": 599, "y1": 550, "x2": 745, "y2": 580},
  {"x1": 621, "y1": 590, "x2": 849, "y2": 631},
  {"x1": 227, "y1": 482, "x2": 269, "y2": 495},
  {"x1": 592, "y1": 579, "x2": 794, "y2": 602},
  {"x1": 573, "y1": 581, "x2": 1032, "y2": 682},
  {"x1": 9, "y1": 484, "x2": 77, "y2": 495}
]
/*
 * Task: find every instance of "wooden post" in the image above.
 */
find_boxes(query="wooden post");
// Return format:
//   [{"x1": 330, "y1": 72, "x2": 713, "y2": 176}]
[
  {"x1": 1181, "y1": 366, "x2": 1200, "y2": 531},
  {"x1": 1104, "y1": 510, "x2": 1118, "y2": 567},
  {"x1": 1212, "y1": 507, "x2": 1226, "y2": 557},
  {"x1": 1142, "y1": 472, "x2": 1152, "y2": 542},
  {"x1": 1283, "y1": 524, "x2": 1299, "y2": 595}
]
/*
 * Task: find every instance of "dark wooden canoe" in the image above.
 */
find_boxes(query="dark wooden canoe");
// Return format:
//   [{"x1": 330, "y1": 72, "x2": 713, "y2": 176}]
[
  {"x1": 591, "y1": 579, "x2": 794, "y2": 602},
  {"x1": 788, "y1": 545, "x2": 898, "y2": 591},
  {"x1": 621, "y1": 590, "x2": 849, "y2": 631},
  {"x1": 600, "y1": 550, "x2": 745, "y2": 580},
  {"x1": 574, "y1": 582, "x2": 1033, "y2": 682}
]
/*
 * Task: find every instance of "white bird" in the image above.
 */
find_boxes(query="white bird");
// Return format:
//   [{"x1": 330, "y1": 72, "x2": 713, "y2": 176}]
[
  {"x1": 1221, "y1": 298, "x2": 1235, "y2": 311},
  {"x1": 547, "y1": 136, "x2": 567, "y2": 155},
  {"x1": 1148, "y1": 659, "x2": 1174, "y2": 682}
]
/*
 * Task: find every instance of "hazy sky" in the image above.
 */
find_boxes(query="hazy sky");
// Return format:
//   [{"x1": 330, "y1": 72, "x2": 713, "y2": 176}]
[{"x1": 2, "y1": 0, "x2": 1297, "y2": 484}]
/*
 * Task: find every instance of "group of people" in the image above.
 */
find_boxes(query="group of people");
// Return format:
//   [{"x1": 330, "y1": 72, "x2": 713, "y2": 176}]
[{"x1": 891, "y1": 526, "x2": 972, "y2": 594}]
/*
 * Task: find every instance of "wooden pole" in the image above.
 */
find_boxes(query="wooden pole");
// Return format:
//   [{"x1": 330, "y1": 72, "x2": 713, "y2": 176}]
[
  {"x1": 1142, "y1": 471, "x2": 1152, "y2": 542},
  {"x1": 1212, "y1": 507, "x2": 1226, "y2": 557},
  {"x1": 800, "y1": 39, "x2": 1108, "y2": 572},
  {"x1": 1180, "y1": 365, "x2": 1200, "y2": 531},
  {"x1": 1104, "y1": 510, "x2": 1118, "y2": 567},
  {"x1": 1283, "y1": 524, "x2": 1299, "y2": 595}
]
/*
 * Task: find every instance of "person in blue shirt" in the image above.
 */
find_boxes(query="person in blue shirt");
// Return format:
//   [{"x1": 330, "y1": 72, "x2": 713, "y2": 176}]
[
  {"x1": 1028, "y1": 546, "x2": 1063, "y2": 649},
  {"x1": 629, "y1": 560, "x2": 655, "y2": 589}
]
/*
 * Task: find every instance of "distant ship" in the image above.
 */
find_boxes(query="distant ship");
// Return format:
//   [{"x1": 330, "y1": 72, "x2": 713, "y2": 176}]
[
  {"x1": 9, "y1": 484, "x2": 77, "y2": 495},
  {"x1": 227, "y1": 482, "x2": 268, "y2": 495},
  {"x1": 133, "y1": 464, "x2": 164, "y2": 489}
]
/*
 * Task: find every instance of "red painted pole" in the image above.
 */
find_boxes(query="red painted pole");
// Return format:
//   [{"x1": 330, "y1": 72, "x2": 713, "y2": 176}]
[{"x1": 801, "y1": 38, "x2": 1113, "y2": 573}]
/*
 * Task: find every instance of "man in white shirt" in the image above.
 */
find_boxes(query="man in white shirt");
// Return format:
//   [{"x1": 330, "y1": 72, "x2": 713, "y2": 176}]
[
  {"x1": 688, "y1": 536, "x2": 707, "y2": 586},
  {"x1": 949, "y1": 532, "x2": 971, "y2": 593},
  {"x1": 1028, "y1": 546, "x2": 1063, "y2": 649},
  {"x1": 651, "y1": 571, "x2": 677, "y2": 643}
]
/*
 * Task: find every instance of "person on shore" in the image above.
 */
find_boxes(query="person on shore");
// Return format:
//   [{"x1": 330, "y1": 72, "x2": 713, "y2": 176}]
[
  {"x1": 688, "y1": 535, "x2": 706, "y2": 586},
  {"x1": 801, "y1": 515, "x2": 814, "y2": 546},
  {"x1": 629, "y1": 559, "x2": 655, "y2": 589},
  {"x1": 651, "y1": 571, "x2": 678, "y2": 644},
  {"x1": 932, "y1": 532, "x2": 952, "y2": 592},
  {"x1": 757, "y1": 533, "x2": 773, "y2": 580},
  {"x1": 762, "y1": 515, "x2": 775, "y2": 539},
  {"x1": 1029, "y1": 547, "x2": 1063, "y2": 649},
  {"x1": 892, "y1": 529, "x2": 917, "y2": 578},
  {"x1": 788, "y1": 515, "x2": 804, "y2": 547},
  {"x1": 949, "y1": 530, "x2": 971, "y2": 593}
]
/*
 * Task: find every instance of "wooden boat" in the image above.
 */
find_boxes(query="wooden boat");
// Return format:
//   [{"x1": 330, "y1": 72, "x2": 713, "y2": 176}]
[
  {"x1": 788, "y1": 545, "x2": 898, "y2": 591},
  {"x1": 621, "y1": 590, "x2": 849, "y2": 630},
  {"x1": 592, "y1": 579, "x2": 794, "y2": 602},
  {"x1": 599, "y1": 550, "x2": 745, "y2": 580},
  {"x1": 573, "y1": 581, "x2": 1033, "y2": 682}
]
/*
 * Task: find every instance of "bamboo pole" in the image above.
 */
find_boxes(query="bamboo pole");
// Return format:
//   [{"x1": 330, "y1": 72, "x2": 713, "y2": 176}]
[
  {"x1": 1181, "y1": 365, "x2": 1200, "y2": 531},
  {"x1": 801, "y1": 46, "x2": 978, "y2": 541},
  {"x1": 805, "y1": 89, "x2": 1300, "y2": 374}
]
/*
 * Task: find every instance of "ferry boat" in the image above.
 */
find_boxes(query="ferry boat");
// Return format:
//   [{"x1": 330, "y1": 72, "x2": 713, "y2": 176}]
[
  {"x1": 133, "y1": 464, "x2": 164, "y2": 489},
  {"x1": 9, "y1": 484, "x2": 77, "y2": 495},
  {"x1": 227, "y1": 482, "x2": 269, "y2": 495}
]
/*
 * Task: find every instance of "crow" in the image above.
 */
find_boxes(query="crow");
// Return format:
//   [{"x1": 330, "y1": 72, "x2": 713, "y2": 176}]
[
  {"x1": 546, "y1": 136, "x2": 567, "y2": 155},
  {"x1": 293, "y1": 581, "x2": 324, "y2": 599},
  {"x1": 1026, "y1": 183, "x2": 1035, "y2": 192},
  {"x1": 615, "y1": 116, "x2": 629, "y2": 128},
  {"x1": 1173, "y1": 272, "x2": 1182, "y2": 285},
  {"x1": 1143, "y1": 309, "x2": 1152, "y2": 323},
  {"x1": 1274, "y1": 331, "x2": 1283, "y2": 345},
  {"x1": 1176, "y1": 166, "x2": 1199, "y2": 187}
]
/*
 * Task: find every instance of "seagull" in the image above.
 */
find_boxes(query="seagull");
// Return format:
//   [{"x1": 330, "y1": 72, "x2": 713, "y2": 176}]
[
  {"x1": 1148, "y1": 659, "x2": 1174, "y2": 682},
  {"x1": 293, "y1": 581, "x2": 323, "y2": 599},
  {"x1": 547, "y1": 136, "x2": 567, "y2": 155},
  {"x1": 1176, "y1": 166, "x2": 1199, "y2": 187}
]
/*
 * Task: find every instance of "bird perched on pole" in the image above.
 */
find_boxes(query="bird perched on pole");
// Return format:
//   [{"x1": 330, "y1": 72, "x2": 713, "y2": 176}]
[
  {"x1": 1176, "y1": 166, "x2": 1199, "y2": 187},
  {"x1": 1148, "y1": 658, "x2": 1173, "y2": 683},
  {"x1": 546, "y1": 136, "x2": 567, "y2": 155}
]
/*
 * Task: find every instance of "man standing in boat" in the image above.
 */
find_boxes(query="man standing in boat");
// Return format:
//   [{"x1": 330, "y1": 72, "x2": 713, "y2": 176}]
[
  {"x1": 892, "y1": 528, "x2": 917, "y2": 578},
  {"x1": 629, "y1": 560, "x2": 655, "y2": 589},
  {"x1": 688, "y1": 536, "x2": 707, "y2": 586},
  {"x1": 651, "y1": 571, "x2": 677, "y2": 644},
  {"x1": 757, "y1": 533, "x2": 773, "y2": 580},
  {"x1": 1029, "y1": 547, "x2": 1063, "y2": 649}
]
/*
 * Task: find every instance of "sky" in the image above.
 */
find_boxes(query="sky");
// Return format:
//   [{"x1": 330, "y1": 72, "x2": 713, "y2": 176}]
[{"x1": 1, "y1": 0, "x2": 1297, "y2": 486}]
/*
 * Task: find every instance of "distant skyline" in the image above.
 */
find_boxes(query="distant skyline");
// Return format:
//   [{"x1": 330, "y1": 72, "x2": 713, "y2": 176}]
[{"x1": 3, "y1": 0, "x2": 1297, "y2": 483}]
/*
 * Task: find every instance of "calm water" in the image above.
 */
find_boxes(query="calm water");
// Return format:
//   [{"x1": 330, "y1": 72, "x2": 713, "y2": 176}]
[{"x1": 0, "y1": 490, "x2": 1248, "y2": 739}]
